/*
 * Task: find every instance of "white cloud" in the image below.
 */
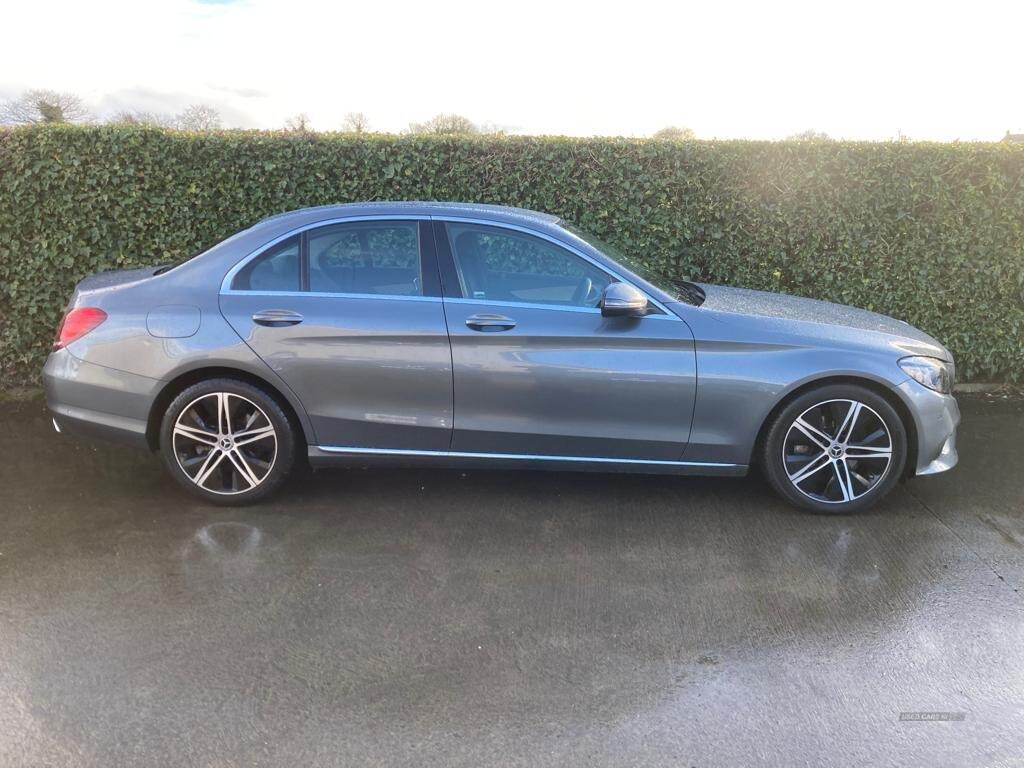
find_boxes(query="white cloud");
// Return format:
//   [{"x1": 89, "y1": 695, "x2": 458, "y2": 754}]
[{"x1": 1, "y1": 0, "x2": 1021, "y2": 139}]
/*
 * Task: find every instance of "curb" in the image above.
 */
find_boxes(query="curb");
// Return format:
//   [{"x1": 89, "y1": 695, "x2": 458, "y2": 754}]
[{"x1": 953, "y1": 383, "x2": 1007, "y2": 393}]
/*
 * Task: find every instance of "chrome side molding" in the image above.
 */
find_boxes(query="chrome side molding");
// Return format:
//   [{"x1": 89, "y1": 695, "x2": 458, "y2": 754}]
[{"x1": 313, "y1": 444, "x2": 741, "y2": 469}]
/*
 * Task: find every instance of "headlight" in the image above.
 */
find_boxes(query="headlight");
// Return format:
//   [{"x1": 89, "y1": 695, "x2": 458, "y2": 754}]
[{"x1": 899, "y1": 356, "x2": 954, "y2": 394}]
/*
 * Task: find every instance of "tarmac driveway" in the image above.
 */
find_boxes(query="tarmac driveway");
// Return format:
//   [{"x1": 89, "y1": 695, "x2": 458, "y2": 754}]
[{"x1": 1, "y1": 395, "x2": 1022, "y2": 767}]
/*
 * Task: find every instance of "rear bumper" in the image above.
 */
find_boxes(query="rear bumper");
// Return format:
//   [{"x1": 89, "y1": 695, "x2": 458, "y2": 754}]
[
  {"x1": 897, "y1": 380, "x2": 960, "y2": 476},
  {"x1": 43, "y1": 349, "x2": 161, "y2": 450}
]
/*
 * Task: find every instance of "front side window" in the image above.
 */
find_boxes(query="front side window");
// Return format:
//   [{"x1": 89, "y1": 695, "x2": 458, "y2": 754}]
[
  {"x1": 309, "y1": 221, "x2": 421, "y2": 296},
  {"x1": 446, "y1": 223, "x2": 611, "y2": 307},
  {"x1": 232, "y1": 235, "x2": 300, "y2": 291},
  {"x1": 563, "y1": 223, "x2": 705, "y2": 306}
]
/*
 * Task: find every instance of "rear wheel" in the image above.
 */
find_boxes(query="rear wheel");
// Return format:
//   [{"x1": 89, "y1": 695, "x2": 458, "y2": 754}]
[
  {"x1": 762, "y1": 384, "x2": 907, "y2": 513},
  {"x1": 159, "y1": 378, "x2": 295, "y2": 505}
]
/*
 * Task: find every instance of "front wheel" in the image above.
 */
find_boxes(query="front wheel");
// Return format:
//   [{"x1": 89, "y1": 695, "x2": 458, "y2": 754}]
[
  {"x1": 159, "y1": 378, "x2": 296, "y2": 505},
  {"x1": 762, "y1": 384, "x2": 907, "y2": 513}
]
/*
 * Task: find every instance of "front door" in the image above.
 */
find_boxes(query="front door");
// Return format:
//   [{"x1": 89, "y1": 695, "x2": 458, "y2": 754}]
[
  {"x1": 219, "y1": 219, "x2": 452, "y2": 450},
  {"x1": 436, "y1": 220, "x2": 696, "y2": 461}
]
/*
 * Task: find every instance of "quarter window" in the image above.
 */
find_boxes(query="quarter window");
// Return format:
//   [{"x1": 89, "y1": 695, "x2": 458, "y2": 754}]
[
  {"x1": 446, "y1": 223, "x2": 611, "y2": 307},
  {"x1": 309, "y1": 221, "x2": 421, "y2": 296},
  {"x1": 231, "y1": 235, "x2": 300, "y2": 291}
]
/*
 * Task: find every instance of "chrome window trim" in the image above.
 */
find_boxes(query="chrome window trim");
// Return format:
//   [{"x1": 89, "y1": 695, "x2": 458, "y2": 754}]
[
  {"x1": 444, "y1": 296, "x2": 602, "y2": 315},
  {"x1": 219, "y1": 289, "x2": 442, "y2": 303},
  {"x1": 442, "y1": 296, "x2": 677, "y2": 320},
  {"x1": 220, "y1": 213, "x2": 680, "y2": 320},
  {"x1": 316, "y1": 444, "x2": 739, "y2": 468}
]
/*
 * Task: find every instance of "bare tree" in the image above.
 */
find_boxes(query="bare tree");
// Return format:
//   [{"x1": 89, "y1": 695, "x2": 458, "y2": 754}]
[
  {"x1": 786, "y1": 129, "x2": 831, "y2": 141},
  {"x1": 408, "y1": 113, "x2": 479, "y2": 135},
  {"x1": 284, "y1": 113, "x2": 313, "y2": 132},
  {"x1": 0, "y1": 89, "x2": 92, "y2": 125},
  {"x1": 341, "y1": 112, "x2": 370, "y2": 133},
  {"x1": 108, "y1": 110, "x2": 175, "y2": 128},
  {"x1": 477, "y1": 121, "x2": 510, "y2": 136},
  {"x1": 176, "y1": 104, "x2": 222, "y2": 131},
  {"x1": 652, "y1": 126, "x2": 695, "y2": 140}
]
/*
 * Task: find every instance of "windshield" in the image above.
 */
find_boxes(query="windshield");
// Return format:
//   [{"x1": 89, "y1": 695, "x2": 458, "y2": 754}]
[{"x1": 562, "y1": 224, "x2": 705, "y2": 305}]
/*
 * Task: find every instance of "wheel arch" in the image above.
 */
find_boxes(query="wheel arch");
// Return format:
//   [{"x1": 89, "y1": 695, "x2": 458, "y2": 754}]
[
  {"x1": 751, "y1": 374, "x2": 918, "y2": 477},
  {"x1": 146, "y1": 365, "x2": 313, "y2": 452}
]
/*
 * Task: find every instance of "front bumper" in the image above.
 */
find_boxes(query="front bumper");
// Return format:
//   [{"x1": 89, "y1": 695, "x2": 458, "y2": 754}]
[
  {"x1": 43, "y1": 349, "x2": 161, "y2": 449},
  {"x1": 917, "y1": 431, "x2": 957, "y2": 476},
  {"x1": 897, "y1": 379, "x2": 960, "y2": 476}
]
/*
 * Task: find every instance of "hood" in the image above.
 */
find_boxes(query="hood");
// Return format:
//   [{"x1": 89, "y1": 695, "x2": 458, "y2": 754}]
[{"x1": 695, "y1": 283, "x2": 951, "y2": 359}]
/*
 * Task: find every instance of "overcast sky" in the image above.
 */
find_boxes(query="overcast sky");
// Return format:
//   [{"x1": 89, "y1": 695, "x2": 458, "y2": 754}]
[{"x1": 3, "y1": 0, "x2": 1020, "y2": 140}]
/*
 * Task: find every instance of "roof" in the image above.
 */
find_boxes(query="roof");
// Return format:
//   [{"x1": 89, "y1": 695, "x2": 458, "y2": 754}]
[{"x1": 257, "y1": 201, "x2": 561, "y2": 228}]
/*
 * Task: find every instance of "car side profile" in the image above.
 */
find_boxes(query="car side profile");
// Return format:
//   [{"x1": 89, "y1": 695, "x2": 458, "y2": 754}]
[{"x1": 44, "y1": 202, "x2": 960, "y2": 512}]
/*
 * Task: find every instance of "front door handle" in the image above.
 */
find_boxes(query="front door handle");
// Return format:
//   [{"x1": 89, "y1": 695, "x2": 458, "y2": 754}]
[
  {"x1": 252, "y1": 309, "x2": 304, "y2": 327},
  {"x1": 465, "y1": 313, "x2": 517, "y2": 332}
]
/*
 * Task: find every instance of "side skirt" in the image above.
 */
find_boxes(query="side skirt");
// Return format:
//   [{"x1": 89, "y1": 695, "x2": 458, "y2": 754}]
[{"x1": 307, "y1": 445, "x2": 748, "y2": 477}]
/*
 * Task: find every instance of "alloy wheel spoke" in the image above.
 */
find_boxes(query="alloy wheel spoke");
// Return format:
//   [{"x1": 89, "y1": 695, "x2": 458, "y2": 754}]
[
  {"x1": 788, "y1": 451, "x2": 832, "y2": 484},
  {"x1": 857, "y1": 427, "x2": 888, "y2": 447},
  {"x1": 233, "y1": 425, "x2": 275, "y2": 447},
  {"x1": 835, "y1": 402, "x2": 862, "y2": 444},
  {"x1": 833, "y1": 460, "x2": 855, "y2": 502},
  {"x1": 845, "y1": 444, "x2": 892, "y2": 459},
  {"x1": 175, "y1": 424, "x2": 219, "y2": 446},
  {"x1": 225, "y1": 448, "x2": 260, "y2": 488},
  {"x1": 793, "y1": 418, "x2": 833, "y2": 450},
  {"x1": 242, "y1": 410, "x2": 258, "y2": 431},
  {"x1": 217, "y1": 393, "x2": 232, "y2": 435},
  {"x1": 194, "y1": 449, "x2": 226, "y2": 488},
  {"x1": 850, "y1": 467, "x2": 871, "y2": 488},
  {"x1": 246, "y1": 455, "x2": 271, "y2": 473}
]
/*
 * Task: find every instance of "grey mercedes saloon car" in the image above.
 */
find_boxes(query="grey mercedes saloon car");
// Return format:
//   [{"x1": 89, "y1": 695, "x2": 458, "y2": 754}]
[{"x1": 43, "y1": 202, "x2": 959, "y2": 512}]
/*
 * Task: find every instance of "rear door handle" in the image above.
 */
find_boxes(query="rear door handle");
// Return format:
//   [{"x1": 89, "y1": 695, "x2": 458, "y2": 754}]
[
  {"x1": 465, "y1": 313, "x2": 517, "y2": 332},
  {"x1": 252, "y1": 309, "x2": 304, "y2": 327}
]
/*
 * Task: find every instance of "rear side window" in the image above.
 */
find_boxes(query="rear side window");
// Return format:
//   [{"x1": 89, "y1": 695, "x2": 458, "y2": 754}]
[
  {"x1": 231, "y1": 235, "x2": 300, "y2": 291},
  {"x1": 309, "y1": 221, "x2": 421, "y2": 296}
]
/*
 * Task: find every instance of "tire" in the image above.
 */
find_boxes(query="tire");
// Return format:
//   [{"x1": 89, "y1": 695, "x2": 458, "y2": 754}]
[
  {"x1": 159, "y1": 378, "x2": 296, "y2": 505},
  {"x1": 761, "y1": 384, "x2": 907, "y2": 514}
]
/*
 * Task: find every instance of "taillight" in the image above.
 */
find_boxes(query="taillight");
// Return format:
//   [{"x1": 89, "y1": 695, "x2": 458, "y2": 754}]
[{"x1": 54, "y1": 307, "x2": 107, "y2": 350}]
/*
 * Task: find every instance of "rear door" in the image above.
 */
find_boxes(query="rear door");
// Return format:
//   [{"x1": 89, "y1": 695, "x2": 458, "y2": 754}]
[
  {"x1": 435, "y1": 220, "x2": 696, "y2": 461},
  {"x1": 219, "y1": 218, "x2": 453, "y2": 450}
]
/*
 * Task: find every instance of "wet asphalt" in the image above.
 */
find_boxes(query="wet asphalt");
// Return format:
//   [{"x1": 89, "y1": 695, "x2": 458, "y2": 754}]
[{"x1": 1, "y1": 395, "x2": 1023, "y2": 767}]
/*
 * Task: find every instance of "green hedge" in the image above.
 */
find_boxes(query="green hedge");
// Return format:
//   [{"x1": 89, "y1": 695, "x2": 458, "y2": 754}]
[{"x1": 2, "y1": 125, "x2": 1023, "y2": 385}]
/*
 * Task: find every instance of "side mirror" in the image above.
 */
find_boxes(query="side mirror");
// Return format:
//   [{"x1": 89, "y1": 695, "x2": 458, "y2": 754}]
[{"x1": 600, "y1": 282, "x2": 649, "y2": 317}]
